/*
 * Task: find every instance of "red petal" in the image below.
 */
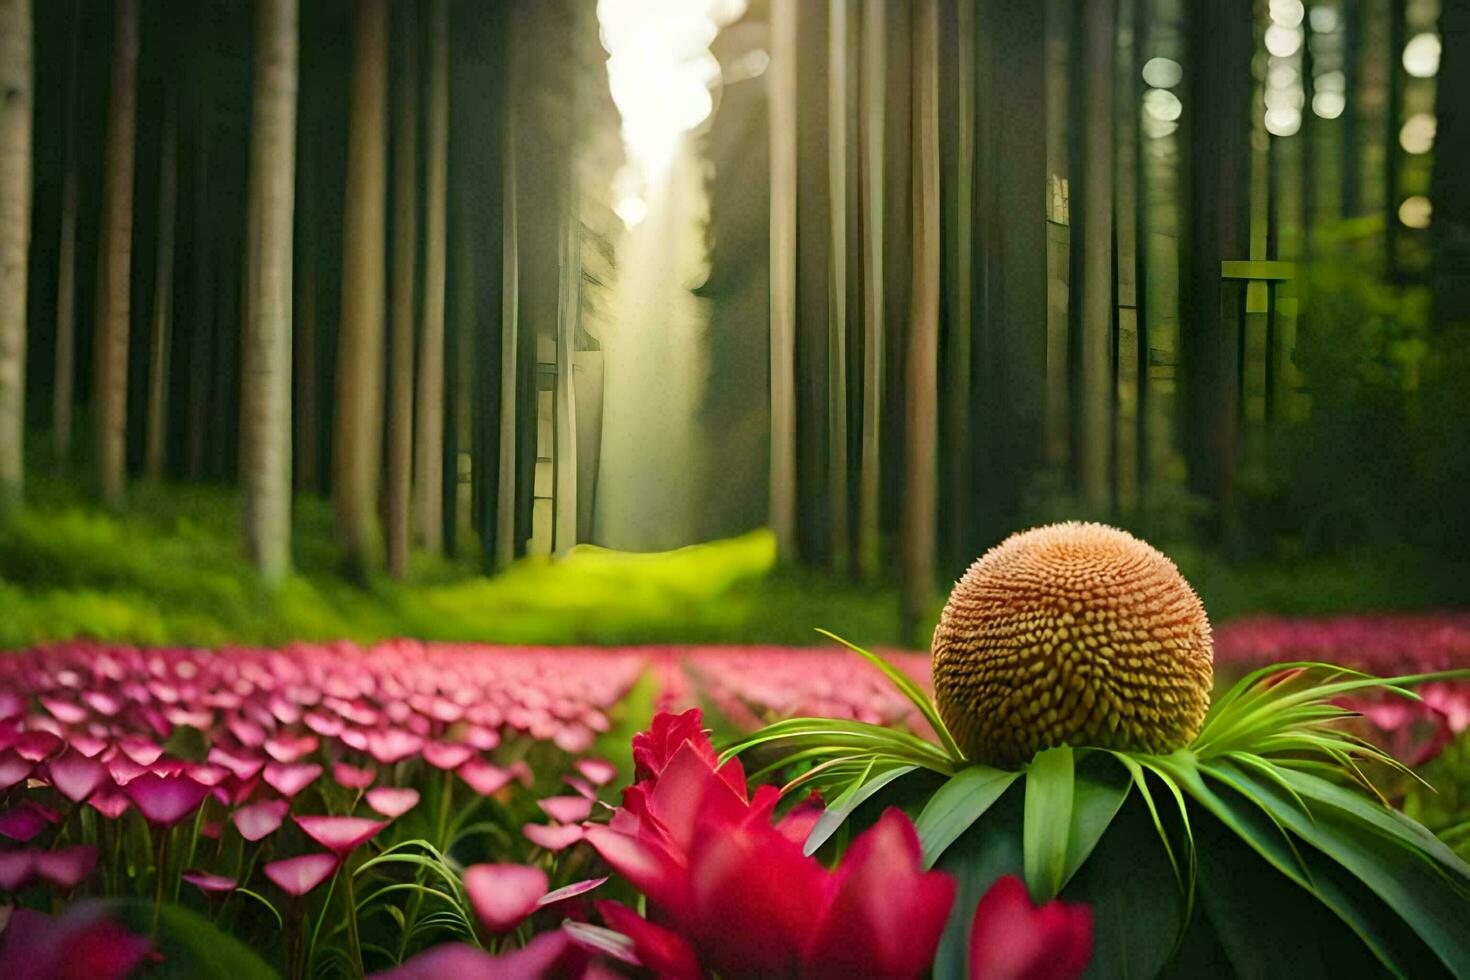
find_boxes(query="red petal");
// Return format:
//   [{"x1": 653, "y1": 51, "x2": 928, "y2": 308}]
[
  {"x1": 968, "y1": 875, "x2": 1093, "y2": 980},
  {"x1": 595, "y1": 900, "x2": 703, "y2": 980}
]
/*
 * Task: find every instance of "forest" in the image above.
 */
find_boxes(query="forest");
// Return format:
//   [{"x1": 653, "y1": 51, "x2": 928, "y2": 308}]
[{"x1": 0, "y1": 1, "x2": 1467, "y2": 978}]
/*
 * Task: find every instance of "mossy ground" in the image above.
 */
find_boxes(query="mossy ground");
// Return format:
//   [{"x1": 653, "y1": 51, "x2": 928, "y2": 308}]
[{"x1": 0, "y1": 476, "x2": 1462, "y2": 651}]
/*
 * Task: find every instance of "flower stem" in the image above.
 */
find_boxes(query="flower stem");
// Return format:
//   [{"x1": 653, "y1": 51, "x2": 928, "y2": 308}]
[
  {"x1": 152, "y1": 827, "x2": 170, "y2": 939},
  {"x1": 343, "y1": 863, "x2": 364, "y2": 979}
]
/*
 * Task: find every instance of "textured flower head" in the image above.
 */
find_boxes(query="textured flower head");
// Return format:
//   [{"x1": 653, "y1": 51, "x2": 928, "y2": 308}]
[{"x1": 932, "y1": 522, "x2": 1213, "y2": 767}]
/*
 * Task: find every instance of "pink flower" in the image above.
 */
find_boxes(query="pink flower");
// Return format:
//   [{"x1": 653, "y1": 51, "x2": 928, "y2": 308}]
[
  {"x1": 35, "y1": 845, "x2": 99, "y2": 889},
  {"x1": 421, "y1": 742, "x2": 474, "y2": 770},
  {"x1": 182, "y1": 870, "x2": 237, "y2": 893},
  {"x1": 0, "y1": 849, "x2": 35, "y2": 890},
  {"x1": 0, "y1": 804, "x2": 50, "y2": 842},
  {"x1": 365, "y1": 787, "x2": 419, "y2": 819},
  {"x1": 597, "y1": 900, "x2": 702, "y2": 980},
  {"x1": 538, "y1": 795, "x2": 594, "y2": 824},
  {"x1": 333, "y1": 762, "x2": 377, "y2": 790},
  {"x1": 537, "y1": 877, "x2": 608, "y2": 908},
  {"x1": 0, "y1": 750, "x2": 33, "y2": 790},
  {"x1": 48, "y1": 750, "x2": 109, "y2": 803},
  {"x1": 264, "y1": 853, "x2": 339, "y2": 896},
  {"x1": 968, "y1": 875, "x2": 1093, "y2": 980},
  {"x1": 524, "y1": 822, "x2": 585, "y2": 852},
  {"x1": 575, "y1": 758, "x2": 617, "y2": 787},
  {"x1": 262, "y1": 762, "x2": 322, "y2": 798},
  {"x1": 87, "y1": 786, "x2": 131, "y2": 819},
  {"x1": 14, "y1": 731, "x2": 63, "y2": 762},
  {"x1": 365, "y1": 729, "x2": 423, "y2": 765},
  {"x1": 293, "y1": 815, "x2": 388, "y2": 854},
  {"x1": 232, "y1": 798, "x2": 290, "y2": 841},
  {"x1": 0, "y1": 906, "x2": 151, "y2": 980},
  {"x1": 371, "y1": 931, "x2": 587, "y2": 980},
  {"x1": 463, "y1": 863, "x2": 547, "y2": 933},
  {"x1": 123, "y1": 772, "x2": 210, "y2": 826},
  {"x1": 457, "y1": 758, "x2": 514, "y2": 796}
]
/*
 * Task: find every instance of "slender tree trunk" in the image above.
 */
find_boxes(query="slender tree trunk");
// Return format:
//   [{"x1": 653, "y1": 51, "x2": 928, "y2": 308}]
[
  {"x1": 1077, "y1": 0, "x2": 1115, "y2": 513},
  {"x1": 495, "y1": 91, "x2": 518, "y2": 571},
  {"x1": 0, "y1": 0, "x2": 31, "y2": 511},
  {"x1": 334, "y1": 0, "x2": 389, "y2": 578},
  {"x1": 1432, "y1": 0, "x2": 1470, "y2": 335},
  {"x1": 768, "y1": 0, "x2": 798, "y2": 560},
  {"x1": 185, "y1": 105, "x2": 214, "y2": 481},
  {"x1": 295, "y1": 132, "x2": 318, "y2": 493},
  {"x1": 1385, "y1": 0, "x2": 1405, "y2": 278},
  {"x1": 827, "y1": 0, "x2": 851, "y2": 572},
  {"x1": 94, "y1": 0, "x2": 140, "y2": 508},
  {"x1": 415, "y1": 0, "x2": 448, "y2": 554},
  {"x1": 901, "y1": 0, "x2": 940, "y2": 641},
  {"x1": 242, "y1": 0, "x2": 298, "y2": 582},
  {"x1": 857, "y1": 0, "x2": 885, "y2": 582},
  {"x1": 53, "y1": 0, "x2": 81, "y2": 466},
  {"x1": 943, "y1": 0, "x2": 975, "y2": 563},
  {"x1": 386, "y1": 2, "x2": 417, "y2": 580},
  {"x1": 144, "y1": 104, "x2": 178, "y2": 481}
]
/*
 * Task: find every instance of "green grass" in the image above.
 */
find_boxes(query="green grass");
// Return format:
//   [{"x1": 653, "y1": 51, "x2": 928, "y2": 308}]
[{"x1": 0, "y1": 478, "x2": 1461, "y2": 651}]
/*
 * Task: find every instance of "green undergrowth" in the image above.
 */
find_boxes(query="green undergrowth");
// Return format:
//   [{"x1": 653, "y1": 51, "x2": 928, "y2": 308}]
[{"x1": 0, "y1": 478, "x2": 1461, "y2": 651}]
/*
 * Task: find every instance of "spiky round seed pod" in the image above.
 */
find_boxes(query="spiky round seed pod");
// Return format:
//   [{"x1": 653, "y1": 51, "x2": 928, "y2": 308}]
[{"x1": 931, "y1": 522, "x2": 1213, "y2": 768}]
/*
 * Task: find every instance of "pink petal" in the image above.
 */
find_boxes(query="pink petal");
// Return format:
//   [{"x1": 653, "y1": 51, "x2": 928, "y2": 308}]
[
  {"x1": 116, "y1": 736, "x2": 163, "y2": 766},
  {"x1": 263, "y1": 762, "x2": 322, "y2": 798},
  {"x1": 562, "y1": 775, "x2": 597, "y2": 800},
  {"x1": 333, "y1": 762, "x2": 377, "y2": 790},
  {"x1": 87, "y1": 786, "x2": 132, "y2": 819},
  {"x1": 69, "y1": 734, "x2": 110, "y2": 758},
  {"x1": 365, "y1": 729, "x2": 423, "y2": 765},
  {"x1": 15, "y1": 731, "x2": 62, "y2": 762},
  {"x1": 264, "y1": 852, "x2": 339, "y2": 896},
  {"x1": 182, "y1": 870, "x2": 237, "y2": 893},
  {"x1": 575, "y1": 759, "x2": 617, "y2": 787},
  {"x1": 596, "y1": 900, "x2": 703, "y2": 980},
  {"x1": 0, "y1": 805, "x2": 49, "y2": 841},
  {"x1": 463, "y1": 863, "x2": 547, "y2": 933},
  {"x1": 293, "y1": 815, "x2": 388, "y2": 854},
  {"x1": 537, "y1": 876, "x2": 608, "y2": 907},
  {"x1": 208, "y1": 747, "x2": 265, "y2": 781},
  {"x1": 264, "y1": 735, "x2": 319, "y2": 764},
  {"x1": 0, "y1": 749, "x2": 34, "y2": 790},
  {"x1": 969, "y1": 875, "x2": 1094, "y2": 980},
  {"x1": 124, "y1": 773, "x2": 210, "y2": 827},
  {"x1": 35, "y1": 845, "x2": 98, "y2": 889},
  {"x1": 524, "y1": 822, "x2": 585, "y2": 852},
  {"x1": 538, "y1": 795, "x2": 594, "y2": 824},
  {"x1": 47, "y1": 751, "x2": 108, "y2": 803},
  {"x1": 0, "y1": 849, "x2": 36, "y2": 890},
  {"x1": 365, "y1": 787, "x2": 420, "y2": 819},
  {"x1": 232, "y1": 799, "x2": 290, "y2": 841},
  {"x1": 421, "y1": 742, "x2": 474, "y2": 770},
  {"x1": 457, "y1": 758, "x2": 513, "y2": 796}
]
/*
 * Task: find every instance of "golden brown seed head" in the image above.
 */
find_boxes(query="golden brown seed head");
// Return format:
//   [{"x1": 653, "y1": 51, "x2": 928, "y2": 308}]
[{"x1": 931, "y1": 522, "x2": 1213, "y2": 768}]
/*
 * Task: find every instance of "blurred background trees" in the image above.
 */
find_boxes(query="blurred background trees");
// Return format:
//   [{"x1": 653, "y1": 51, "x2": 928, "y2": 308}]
[{"x1": 0, "y1": 0, "x2": 1466, "y2": 646}]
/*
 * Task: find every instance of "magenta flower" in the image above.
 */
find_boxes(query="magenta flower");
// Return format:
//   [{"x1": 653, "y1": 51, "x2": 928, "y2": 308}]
[
  {"x1": 969, "y1": 875, "x2": 1093, "y2": 980},
  {"x1": 182, "y1": 870, "x2": 238, "y2": 893},
  {"x1": 372, "y1": 932, "x2": 588, "y2": 980},
  {"x1": 207, "y1": 746, "x2": 265, "y2": 781},
  {"x1": 232, "y1": 798, "x2": 290, "y2": 842},
  {"x1": 457, "y1": 758, "x2": 513, "y2": 796},
  {"x1": 263, "y1": 853, "x2": 339, "y2": 896},
  {"x1": 14, "y1": 731, "x2": 62, "y2": 762},
  {"x1": 333, "y1": 762, "x2": 377, "y2": 790},
  {"x1": 524, "y1": 822, "x2": 585, "y2": 852},
  {"x1": 263, "y1": 762, "x2": 322, "y2": 798},
  {"x1": 365, "y1": 729, "x2": 423, "y2": 765},
  {"x1": 0, "y1": 906, "x2": 152, "y2": 980},
  {"x1": 0, "y1": 849, "x2": 35, "y2": 890},
  {"x1": 462, "y1": 863, "x2": 547, "y2": 934},
  {"x1": 35, "y1": 845, "x2": 98, "y2": 889},
  {"x1": 597, "y1": 900, "x2": 702, "y2": 980},
  {"x1": 365, "y1": 787, "x2": 419, "y2": 819},
  {"x1": 87, "y1": 786, "x2": 131, "y2": 819},
  {"x1": 294, "y1": 815, "x2": 388, "y2": 855},
  {"x1": 123, "y1": 772, "x2": 210, "y2": 826},
  {"x1": 420, "y1": 742, "x2": 474, "y2": 770},
  {"x1": 537, "y1": 795, "x2": 594, "y2": 824},
  {"x1": 0, "y1": 805, "x2": 50, "y2": 842},
  {"x1": 0, "y1": 750, "x2": 33, "y2": 791},
  {"x1": 264, "y1": 734, "x2": 319, "y2": 764},
  {"x1": 537, "y1": 876, "x2": 608, "y2": 907},
  {"x1": 47, "y1": 750, "x2": 109, "y2": 803},
  {"x1": 116, "y1": 736, "x2": 163, "y2": 766}
]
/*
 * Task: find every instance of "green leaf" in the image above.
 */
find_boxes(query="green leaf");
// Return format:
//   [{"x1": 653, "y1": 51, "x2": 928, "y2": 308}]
[
  {"x1": 1023, "y1": 745, "x2": 1074, "y2": 901},
  {"x1": 1207, "y1": 759, "x2": 1470, "y2": 976},
  {"x1": 1061, "y1": 753, "x2": 1131, "y2": 889},
  {"x1": 815, "y1": 629, "x2": 966, "y2": 762},
  {"x1": 933, "y1": 784, "x2": 1026, "y2": 980},
  {"x1": 913, "y1": 764, "x2": 1019, "y2": 869},
  {"x1": 234, "y1": 887, "x2": 284, "y2": 931},
  {"x1": 805, "y1": 764, "x2": 919, "y2": 855}
]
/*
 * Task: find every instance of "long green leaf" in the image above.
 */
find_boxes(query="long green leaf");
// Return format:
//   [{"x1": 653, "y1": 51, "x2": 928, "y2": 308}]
[
  {"x1": 1023, "y1": 745, "x2": 1074, "y2": 901},
  {"x1": 914, "y1": 765, "x2": 1019, "y2": 869},
  {"x1": 1061, "y1": 753, "x2": 1131, "y2": 889},
  {"x1": 815, "y1": 629, "x2": 965, "y2": 761},
  {"x1": 805, "y1": 764, "x2": 919, "y2": 855}
]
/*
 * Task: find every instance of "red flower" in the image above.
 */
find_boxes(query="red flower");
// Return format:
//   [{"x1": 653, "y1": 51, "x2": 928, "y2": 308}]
[
  {"x1": 587, "y1": 709, "x2": 957, "y2": 979},
  {"x1": 968, "y1": 876, "x2": 1093, "y2": 980}
]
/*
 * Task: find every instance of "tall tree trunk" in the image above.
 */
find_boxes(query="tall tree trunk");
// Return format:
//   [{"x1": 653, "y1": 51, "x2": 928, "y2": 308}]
[
  {"x1": 386, "y1": 1, "x2": 417, "y2": 580},
  {"x1": 943, "y1": 0, "x2": 975, "y2": 564},
  {"x1": 53, "y1": 0, "x2": 80, "y2": 466},
  {"x1": 1432, "y1": 0, "x2": 1470, "y2": 335},
  {"x1": 901, "y1": 0, "x2": 940, "y2": 640},
  {"x1": 857, "y1": 0, "x2": 885, "y2": 582},
  {"x1": 334, "y1": 0, "x2": 389, "y2": 578},
  {"x1": 1385, "y1": 0, "x2": 1406, "y2": 278},
  {"x1": 0, "y1": 0, "x2": 30, "y2": 511},
  {"x1": 1077, "y1": 0, "x2": 1115, "y2": 513},
  {"x1": 1182, "y1": 0, "x2": 1251, "y2": 518},
  {"x1": 768, "y1": 0, "x2": 798, "y2": 560},
  {"x1": 242, "y1": 0, "x2": 298, "y2": 582},
  {"x1": 185, "y1": 104, "x2": 214, "y2": 481},
  {"x1": 295, "y1": 132, "x2": 318, "y2": 493},
  {"x1": 94, "y1": 0, "x2": 140, "y2": 508},
  {"x1": 415, "y1": 0, "x2": 448, "y2": 553},
  {"x1": 144, "y1": 103, "x2": 178, "y2": 481},
  {"x1": 495, "y1": 89, "x2": 518, "y2": 571},
  {"x1": 827, "y1": 0, "x2": 852, "y2": 572}
]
